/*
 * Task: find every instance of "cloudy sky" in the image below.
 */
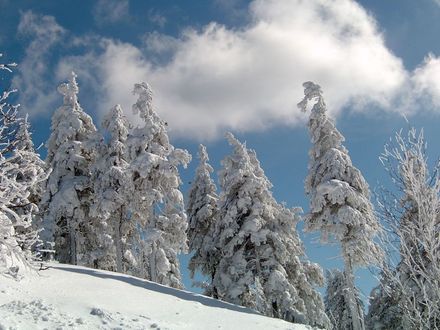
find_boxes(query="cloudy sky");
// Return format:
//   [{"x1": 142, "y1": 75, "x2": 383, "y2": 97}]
[{"x1": 1, "y1": 0, "x2": 440, "y2": 300}]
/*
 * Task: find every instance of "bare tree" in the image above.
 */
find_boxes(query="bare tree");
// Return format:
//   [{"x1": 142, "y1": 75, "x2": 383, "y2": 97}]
[{"x1": 370, "y1": 128, "x2": 440, "y2": 329}]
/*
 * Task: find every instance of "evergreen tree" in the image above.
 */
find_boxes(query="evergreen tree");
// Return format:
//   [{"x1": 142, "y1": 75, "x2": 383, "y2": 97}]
[
  {"x1": 211, "y1": 132, "x2": 330, "y2": 328},
  {"x1": 9, "y1": 115, "x2": 46, "y2": 255},
  {"x1": 11, "y1": 115, "x2": 46, "y2": 215},
  {"x1": 186, "y1": 144, "x2": 219, "y2": 292},
  {"x1": 325, "y1": 269, "x2": 364, "y2": 330},
  {"x1": 41, "y1": 72, "x2": 102, "y2": 266},
  {"x1": 366, "y1": 275, "x2": 403, "y2": 330},
  {"x1": 127, "y1": 82, "x2": 191, "y2": 288},
  {"x1": 91, "y1": 104, "x2": 132, "y2": 272},
  {"x1": 298, "y1": 81, "x2": 382, "y2": 330}
]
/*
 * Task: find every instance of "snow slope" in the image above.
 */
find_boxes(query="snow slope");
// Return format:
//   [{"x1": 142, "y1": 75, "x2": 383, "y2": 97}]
[{"x1": 0, "y1": 263, "x2": 310, "y2": 330}]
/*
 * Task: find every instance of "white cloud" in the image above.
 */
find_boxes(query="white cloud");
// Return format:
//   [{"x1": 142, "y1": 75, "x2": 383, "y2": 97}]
[
  {"x1": 16, "y1": 0, "x2": 440, "y2": 140},
  {"x1": 411, "y1": 54, "x2": 440, "y2": 107},
  {"x1": 69, "y1": 0, "x2": 408, "y2": 139},
  {"x1": 93, "y1": 0, "x2": 129, "y2": 26},
  {"x1": 13, "y1": 11, "x2": 65, "y2": 117}
]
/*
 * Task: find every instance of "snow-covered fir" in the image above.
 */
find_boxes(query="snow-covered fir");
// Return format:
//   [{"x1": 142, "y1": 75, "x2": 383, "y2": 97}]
[
  {"x1": 299, "y1": 81, "x2": 383, "y2": 330},
  {"x1": 40, "y1": 72, "x2": 103, "y2": 267},
  {"x1": 211, "y1": 132, "x2": 330, "y2": 328},
  {"x1": 186, "y1": 144, "x2": 219, "y2": 292},
  {"x1": 126, "y1": 82, "x2": 191, "y2": 288},
  {"x1": 325, "y1": 269, "x2": 364, "y2": 330},
  {"x1": 90, "y1": 104, "x2": 132, "y2": 272}
]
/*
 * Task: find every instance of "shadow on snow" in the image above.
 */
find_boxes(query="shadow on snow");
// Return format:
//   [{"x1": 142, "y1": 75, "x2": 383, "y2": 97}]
[{"x1": 50, "y1": 265, "x2": 259, "y2": 316}]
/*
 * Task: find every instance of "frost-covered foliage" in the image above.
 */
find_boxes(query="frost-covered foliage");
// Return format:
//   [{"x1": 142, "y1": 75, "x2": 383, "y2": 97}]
[
  {"x1": 11, "y1": 116, "x2": 46, "y2": 217},
  {"x1": 90, "y1": 104, "x2": 132, "y2": 272},
  {"x1": 0, "y1": 54, "x2": 19, "y2": 157},
  {"x1": 0, "y1": 55, "x2": 45, "y2": 276},
  {"x1": 299, "y1": 82, "x2": 382, "y2": 330},
  {"x1": 370, "y1": 128, "x2": 440, "y2": 329},
  {"x1": 41, "y1": 72, "x2": 103, "y2": 267},
  {"x1": 366, "y1": 275, "x2": 403, "y2": 330},
  {"x1": 325, "y1": 269, "x2": 364, "y2": 330},
  {"x1": 127, "y1": 82, "x2": 191, "y2": 289},
  {"x1": 211, "y1": 133, "x2": 330, "y2": 328},
  {"x1": 187, "y1": 144, "x2": 219, "y2": 288},
  {"x1": 8, "y1": 116, "x2": 47, "y2": 257}
]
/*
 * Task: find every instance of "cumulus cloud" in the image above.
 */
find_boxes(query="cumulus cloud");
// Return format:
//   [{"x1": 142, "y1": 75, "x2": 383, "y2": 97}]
[
  {"x1": 93, "y1": 0, "x2": 129, "y2": 26},
  {"x1": 16, "y1": 0, "x2": 440, "y2": 140},
  {"x1": 13, "y1": 10, "x2": 65, "y2": 117},
  {"x1": 66, "y1": 0, "x2": 408, "y2": 139}
]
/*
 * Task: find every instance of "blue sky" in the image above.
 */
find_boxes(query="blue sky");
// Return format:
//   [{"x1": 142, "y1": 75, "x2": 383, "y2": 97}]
[{"x1": 1, "y1": 0, "x2": 440, "y2": 303}]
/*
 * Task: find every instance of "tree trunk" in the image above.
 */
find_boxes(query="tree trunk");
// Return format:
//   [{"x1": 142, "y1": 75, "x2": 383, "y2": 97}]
[
  {"x1": 115, "y1": 208, "x2": 123, "y2": 273},
  {"x1": 344, "y1": 257, "x2": 364, "y2": 330},
  {"x1": 150, "y1": 241, "x2": 157, "y2": 282},
  {"x1": 69, "y1": 219, "x2": 77, "y2": 265}
]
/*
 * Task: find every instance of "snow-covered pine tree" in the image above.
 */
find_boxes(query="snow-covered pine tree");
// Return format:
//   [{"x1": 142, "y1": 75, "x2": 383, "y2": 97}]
[
  {"x1": 366, "y1": 275, "x2": 403, "y2": 330},
  {"x1": 11, "y1": 115, "x2": 46, "y2": 215},
  {"x1": 41, "y1": 72, "x2": 102, "y2": 267},
  {"x1": 127, "y1": 82, "x2": 191, "y2": 288},
  {"x1": 371, "y1": 128, "x2": 440, "y2": 329},
  {"x1": 91, "y1": 104, "x2": 132, "y2": 272},
  {"x1": 298, "y1": 81, "x2": 382, "y2": 330},
  {"x1": 325, "y1": 269, "x2": 364, "y2": 330},
  {"x1": 9, "y1": 115, "x2": 47, "y2": 255},
  {"x1": 186, "y1": 144, "x2": 219, "y2": 293},
  {"x1": 211, "y1": 132, "x2": 330, "y2": 328}
]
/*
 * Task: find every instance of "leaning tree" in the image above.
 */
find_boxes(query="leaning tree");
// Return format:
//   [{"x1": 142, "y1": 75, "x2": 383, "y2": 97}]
[{"x1": 299, "y1": 81, "x2": 383, "y2": 330}]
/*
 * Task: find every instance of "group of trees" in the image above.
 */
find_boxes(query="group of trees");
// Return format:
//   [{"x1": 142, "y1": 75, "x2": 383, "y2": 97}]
[
  {"x1": 40, "y1": 73, "x2": 191, "y2": 288},
  {"x1": 1, "y1": 53, "x2": 439, "y2": 329}
]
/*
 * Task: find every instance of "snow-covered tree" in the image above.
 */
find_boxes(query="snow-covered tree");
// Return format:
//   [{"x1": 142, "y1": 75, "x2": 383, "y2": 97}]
[
  {"x1": 186, "y1": 144, "x2": 219, "y2": 291},
  {"x1": 211, "y1": 132, "x2": 330, "y2": 328},
  {"x1": 366, "y1": 275, "x2": 403, "y2": 330},
  {"x1": 325, "y1": 269, "x2": 364, "y2": 330},
  {"x1": 0, "y1": 54, "x2": 45, "y2": 276},
  {"x1": 369, "y1": 128, "x2": 440, "y2": 329},
  {"x1": 298, "y1": 81, "x2": 382, "y2": 330},
  {"x1": 10, "y1": 115, "x2": 46, "y2": 216},
  {"x1": 127, "y1": 82, "x2": 191, "y2": 288},
  {"x1": 8, "y1": 115, "x2": 47, "y2": 255},
  {"x1": 0, "y1": 53, "x2": 19, "y2": 157},
  {"x1": 41, "y1": 72, "x2": 102, "y2": 267},
  {"x1": 91, "y1": 104, "x2": 132, "y2": 272}
]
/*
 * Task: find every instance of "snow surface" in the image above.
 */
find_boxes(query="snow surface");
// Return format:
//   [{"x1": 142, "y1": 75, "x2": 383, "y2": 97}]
[{"x1": 0, "y1": 263, "x2": 310, "y2": 330}]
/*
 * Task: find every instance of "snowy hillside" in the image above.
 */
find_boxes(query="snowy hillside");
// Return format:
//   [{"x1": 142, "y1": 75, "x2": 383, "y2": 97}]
[{"x1": 0, "y1": 263, "x2": 310, "y2": 330}]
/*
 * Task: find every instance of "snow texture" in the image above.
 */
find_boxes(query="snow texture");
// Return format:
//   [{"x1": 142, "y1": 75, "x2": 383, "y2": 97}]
[{"x1": 0, "y1": 263, "x2": 309, "y2": 330}]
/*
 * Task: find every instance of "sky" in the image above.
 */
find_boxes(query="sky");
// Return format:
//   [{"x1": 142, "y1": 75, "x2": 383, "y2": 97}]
[{"x1": 1, "y1": 0, "x2": 440, "y2": 305}]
